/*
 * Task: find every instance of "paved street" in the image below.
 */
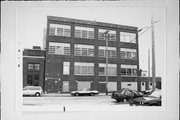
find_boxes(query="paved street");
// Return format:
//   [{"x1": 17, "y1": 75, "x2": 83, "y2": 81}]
[{"x1": 23, "y1": 94, "x2": 128, "y2": 106}]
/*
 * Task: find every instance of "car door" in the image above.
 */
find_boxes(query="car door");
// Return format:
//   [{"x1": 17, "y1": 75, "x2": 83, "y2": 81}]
[{"x1": 124, "y1": 90, "x2": 133, "y2": 100}]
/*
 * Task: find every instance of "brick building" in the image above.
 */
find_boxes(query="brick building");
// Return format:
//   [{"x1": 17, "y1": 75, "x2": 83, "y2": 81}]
[
  {"x1": 44, "y1": 16, "x2": 140, "y2": 93},
  {"x1": 23, "y1": 46, "x2": 45, "y2": 90}
]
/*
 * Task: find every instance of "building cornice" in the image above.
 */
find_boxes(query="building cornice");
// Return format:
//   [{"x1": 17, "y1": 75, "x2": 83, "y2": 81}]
[{"x1": 47, "y1": 16, "x2": 138, "y2": 31}]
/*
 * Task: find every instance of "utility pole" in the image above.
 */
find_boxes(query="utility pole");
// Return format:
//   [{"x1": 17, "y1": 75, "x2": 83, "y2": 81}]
[
  {"x1": 148, "y1": 49, "x2": 151, "y2": 88},
  {"x1": 104, "y1": 31, "x2": 109, "y2": 95},
  {"x1": 151, "y1": 15, "x2": 156, "y2": 90}
]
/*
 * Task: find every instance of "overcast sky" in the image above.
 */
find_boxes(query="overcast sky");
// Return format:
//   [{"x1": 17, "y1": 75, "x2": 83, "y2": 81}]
[{"x1": 17, "y1": 4, "x2": 166, "y2": 77}]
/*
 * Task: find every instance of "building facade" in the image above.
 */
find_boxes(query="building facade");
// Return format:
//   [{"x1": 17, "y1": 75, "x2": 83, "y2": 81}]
[
  {"x1": 44, "y1": 16, "x2": 140, "y2": 93},
  {"x1": 23, "y1": 46, "x2": 46, "y2": 90}
]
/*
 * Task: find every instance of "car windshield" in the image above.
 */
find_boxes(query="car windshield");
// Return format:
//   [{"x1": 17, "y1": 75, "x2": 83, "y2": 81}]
[{"x1": 81, "y1": 88, "x2": 90, "y2": 91}]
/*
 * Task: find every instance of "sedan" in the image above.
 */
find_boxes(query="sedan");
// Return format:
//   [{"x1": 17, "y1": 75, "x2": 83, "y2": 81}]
[
  {"x1": 129, "y1": 89, "x2": 161, "y2": 106},
  {"x1": 111, "y1": 88, "x2": 144, "y2": 102},
  {"x1": 71, "y1": 88, "x2": 99, "y2": 96}
]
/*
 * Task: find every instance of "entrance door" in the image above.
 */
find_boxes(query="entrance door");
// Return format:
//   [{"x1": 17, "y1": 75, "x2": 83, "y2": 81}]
[
  {"x1": 33, "y1": 74, "x2": 39, "y2": 86},
  {"x1": 27, "y1": 74, "x2": 33, "y2": 85},
  {"x1": 99, "y1": 82, "x2": 106, "y2": 93},
  {"x1": 141, "y1": 82, "x2": 146, "y2": 91},
  {"x1": 63, "y1": 81, "x2": 69, "y2": 92}
]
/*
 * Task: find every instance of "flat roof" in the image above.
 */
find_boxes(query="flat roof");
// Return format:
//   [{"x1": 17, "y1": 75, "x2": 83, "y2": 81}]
[{"x1": 47, "y1": 16, "x2": 138, "y2": 31}]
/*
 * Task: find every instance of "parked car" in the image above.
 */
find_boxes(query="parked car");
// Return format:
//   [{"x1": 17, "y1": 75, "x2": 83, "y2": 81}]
[
  {"x1": 71, "y1": 88, "x2": 99, "y2": 96},
  {"x1": 23, "y1": 86, "x2": 43, "y2": 97},
  {"x1": 129, "y1": 88, "x2": 162, "y2": 106},
  {"x1": 111, "y1": 88, "x2": 144, "y2": 102}
]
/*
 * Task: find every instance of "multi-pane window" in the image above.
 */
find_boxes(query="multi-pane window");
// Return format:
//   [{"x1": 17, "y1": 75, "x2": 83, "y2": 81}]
[
  {"x1": 63, "y1": 62, "x2": 70, "y2": 75},
  {"x1": 120, "y1": 32, "x2": 136, "y2": 43},
  {"x1": 121, "y1": 65, "x2": 137, "y2": 76},
  {"x1": 49, "y1": 24, "x2": 71, "y2": 37},
  {"x1": 98, "y1": 46, "x2": 117, "y2": 58},
  {"x1": 99, "y1": 63, "x2": 117, "y2": 76},
  {"x1": 28, "y1": 64, "x2": 34, "y2": 70},
  {"x1": 28, "y1": 63, "x2": 40, "y2": 71},
  {"x1": 34, "y1": 64, "x2": 40, "y2": 70},
  {"x1": 74, "y1": 44, "x2": 94, "y2": 57},
  {"x1": 75, "y1": 26, "x2": 94, "y2": 39},
  {"x1": 120, "y1": 48, "x2": 137, "y2": 60},
  {"x1": 48, "y1": 42, "x2": 70, "y2": 55},
  {"x1": 98, "y1": 29, "x2": 116, "y2": 41},
  {"x1": 74, "y1": 62, "x2": 94, "y2": 75}
]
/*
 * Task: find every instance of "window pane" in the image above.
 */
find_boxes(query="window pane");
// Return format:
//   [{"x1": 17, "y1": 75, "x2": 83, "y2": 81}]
[
  {"x1": 88, "y1": 48, "x2": 94, "y2": 56},
  {"x1": 98, "y1": 50, "x2": 105, "y2": 57},
  {"x1": 34, "y1": 64, "x2": 40, "y2": 71},
  {"x1": 88, "y1": 31, "x2": 94, "y2": 39},
  {"x1": 111, "y1": 50, "x2": 117, "y2": 58},
  {"x1": 57, "y1": 28, "x2": 63, "y2": 36},
  {"x1": 132, "y1": 52, "x2": 137, "y2": 60},
  {"x1": 28, "y1": 64, "x2": 34, "y2": 70},
  {"x1": 121, "y1": 68, "x2": 126, "y2": 75},
  {"x1": 64, "y1": 47, "x2": 70, "y2": 55},
  {"x1": 63, "y1": 62, "x2": 70, "y2": 75},
  {"x1": 82, "y1": 48, "x2": 87, "y2": 56},
  {"x1": 133, "y1": 69, "x2": 137, "y2": 76},
  {"x1": 49, "y1": 27, "x2": 56, "y2": 35},
  {"x1": 74, "y1": 47, "x2": 81, "y2": 56},
  {"x1": 64, "y1": 29, "x2": 71, "y2": 37},
  {"x1": 98, "y1": 32, "x2": 105, "y2": 40},
  {"x1": 127, "y1": 51, "x2": 131, "y2": 59},
  {"x1": 82, "y1": 30, "x2": 88, "y2": 38},
  {"x1": 87, "y1": 66, "x2": 94, "y2": 75},
  {"x1": 120, "y1": 51, "x2": 126, "y2": 59},
  {"x1": 111, "y1": 67, "x2": 117, "y2": 76},
  {"x1": 74, "y1": 66, "x2": 81, "y2": 74},
  {"x1": 75, "y1": 30, "x2": 81, "y2": 38}
]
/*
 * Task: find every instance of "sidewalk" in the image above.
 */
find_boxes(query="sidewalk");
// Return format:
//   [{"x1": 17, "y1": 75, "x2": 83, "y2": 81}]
[{"x1": 42, "y1": 93, "x2": 112, "y2": 97}]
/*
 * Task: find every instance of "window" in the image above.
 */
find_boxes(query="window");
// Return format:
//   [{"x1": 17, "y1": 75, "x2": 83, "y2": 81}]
[
  {"x1": 98, "y1": 29, "x2": 116, "y2": 41},
  {"x1": 49, "y1": 42, "x2": 70, "y2": 55},
  {"x1": 28, "y1": 64, "x2": 34, "y2": 70},
  {"x1": 120, "y1": 32, "x2": 136, "y2": 43},
  {"x1": 74, "y1": 62, "x2": 94, "y2": 75},
  {"x1": 63, "y1": 62, "x2": 70, "y2": 75},
  {"x1": 49, "y1": 24, "x2": 71, "y2": 37},
  {"x1": 75, "y1": 26, "x2": 94, "y2": 39},
  {"x1": 120, "y1": 48, "x2": 137, "y2": 60},
  {"x1": 99, "y1": 63, "x2": 117, "y2": 76},
  {"x1": 28, "y1": 63, "x2": 40, "y2": 71},
  {"x1": 121, "y1": 65, "x2": 137, "y2": 76},
  {"x1": 98, "y1": 46, "x2": 117, "y2": 58},
  {"x1": 34, "y1": 64, "x2": 40, "y2": 71},
  {"x1": 74, "y1": 44, "x2": 94, "y2": 57}
]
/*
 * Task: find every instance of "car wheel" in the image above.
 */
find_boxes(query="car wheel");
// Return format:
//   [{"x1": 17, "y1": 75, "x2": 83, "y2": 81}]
[
  {"x1": 90, "y1": 93, "x2": 94, "y2": 96},
  {"x1": 35, "y1": 93, "x2": 40, "y2": 97},
  {"x1": 116, "y1": 99, "x2": 121, "y2": 102},
  {"x1": 75, "y1": 93, "x2": 79, "y2": 96}
]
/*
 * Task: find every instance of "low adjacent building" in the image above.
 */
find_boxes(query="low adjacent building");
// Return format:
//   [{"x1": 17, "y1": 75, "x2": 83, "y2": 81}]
[{"x1": 23, "y1": 46, "x2": 46, "y2": 90}]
